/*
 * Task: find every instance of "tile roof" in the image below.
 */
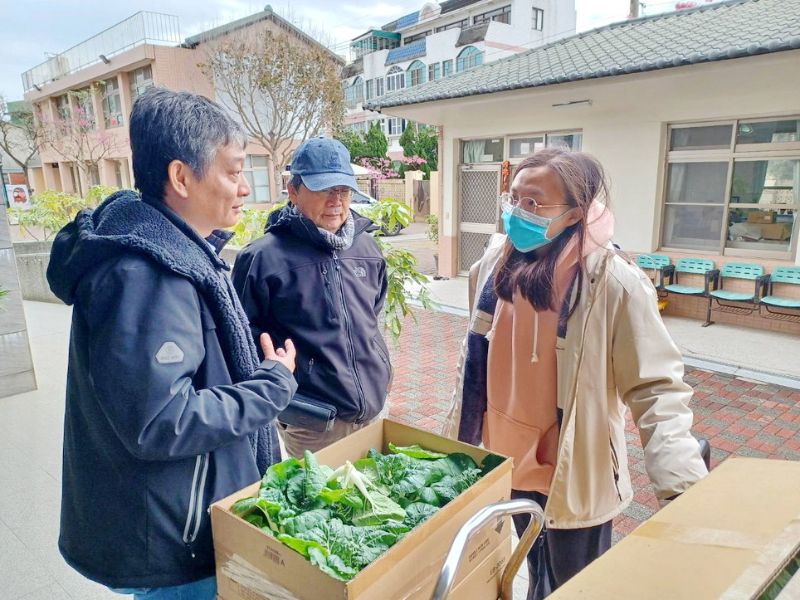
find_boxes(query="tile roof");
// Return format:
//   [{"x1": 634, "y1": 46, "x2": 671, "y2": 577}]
[
  {"x1": 365, "y1": 0, "x2": 800, "y2": 110},
  {"x1": 385, "y1": 39, "x2": 428, "y2": 66},
  {"x1": 184, "y1": 6, "x2": 344, "y2": 64}
]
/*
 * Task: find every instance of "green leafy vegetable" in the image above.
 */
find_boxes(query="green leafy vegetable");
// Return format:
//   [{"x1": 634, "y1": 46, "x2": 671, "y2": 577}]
[
  {"x1": 231, "y1": 444, "x2": 495, "y2": 580},
  {"x1": 388, "y1": 442, "x2": 447, "y2": 459}
]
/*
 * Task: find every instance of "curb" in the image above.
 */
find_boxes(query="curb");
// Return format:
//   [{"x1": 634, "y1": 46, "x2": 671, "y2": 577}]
[
  {"x1": 683, "y1": 356, "x2": 800, "y2": 391},
  {"x1": 406, "y1": 297, "x2": 800, "y2": 390}
]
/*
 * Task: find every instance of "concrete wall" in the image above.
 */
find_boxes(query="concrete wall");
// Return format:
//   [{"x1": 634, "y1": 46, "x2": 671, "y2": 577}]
[
  {"x1": 0, "y1": 206, "x2": 37, "y2": 398},
  {"x1": 13, "y1": 241, "x2": 60, "y2": 304}
]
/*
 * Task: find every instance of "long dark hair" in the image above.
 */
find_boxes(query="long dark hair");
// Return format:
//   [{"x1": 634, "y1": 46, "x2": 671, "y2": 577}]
[{"x1": 494, "y1": 148, "x2": 610, "y2": 313}]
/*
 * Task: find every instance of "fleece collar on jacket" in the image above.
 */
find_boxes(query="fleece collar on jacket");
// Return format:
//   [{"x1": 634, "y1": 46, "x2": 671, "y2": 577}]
[
  {"x1": 265, "y1": 202, "x2": 374, "y2": 250},
  {"x1": 46, "y1": 190, "x2": 279, "y2": 471}
]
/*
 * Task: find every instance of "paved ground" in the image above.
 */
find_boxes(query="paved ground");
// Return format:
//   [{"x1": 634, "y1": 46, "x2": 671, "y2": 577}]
[
  {"x1": 3, "y1": 302, "x2": 799, "y2": 600},
  {"x1": 384, "y1": 309, "x2": 800, "y2": 543},
  {"x1": 383, "y1": 221, "x2": 439, "y2": 277}
]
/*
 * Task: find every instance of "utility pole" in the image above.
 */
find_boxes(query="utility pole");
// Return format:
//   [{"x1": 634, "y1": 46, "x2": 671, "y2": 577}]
[{"x1": 629, "y1": 0, "x2": 640, "y2": 18}]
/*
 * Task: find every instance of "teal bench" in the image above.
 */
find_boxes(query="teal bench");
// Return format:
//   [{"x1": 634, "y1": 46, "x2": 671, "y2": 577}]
[
  {"x1": 760, "y1": 266, "x2": 800, "y2": 321},
  {"x1": 662, "y1": 258, "x2": 717, "y2": 298},
  {"x1": 636, "y1": 254, "x2": 671, "y2": 293},
  {"x1": 704, "y1": 263, "x2": 769, "y2": 327}
]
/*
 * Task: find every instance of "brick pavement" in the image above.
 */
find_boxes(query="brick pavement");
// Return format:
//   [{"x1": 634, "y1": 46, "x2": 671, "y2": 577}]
[{"x1": 386, "y1": 309, "x2": 800, "y2": 542}]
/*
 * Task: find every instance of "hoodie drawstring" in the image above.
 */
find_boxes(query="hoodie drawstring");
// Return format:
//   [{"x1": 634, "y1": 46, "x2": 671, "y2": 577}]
[
  {"x1": 485, "y1": 299, "x2": 501, "y2": 342},
  {"x1": 530, "y1": 309, "x2": 539, "y2": 363}
]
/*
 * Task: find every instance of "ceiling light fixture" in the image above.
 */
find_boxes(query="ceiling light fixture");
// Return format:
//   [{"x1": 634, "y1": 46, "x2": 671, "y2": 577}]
[{"x1": 552, "y1": 99, "x2": 592, "y2": 108}]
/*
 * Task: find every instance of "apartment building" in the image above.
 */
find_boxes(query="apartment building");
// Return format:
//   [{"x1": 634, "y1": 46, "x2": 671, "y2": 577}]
[
  {"x1": 341, "y1": 0, "x2": 576, "y2": 158},
  {"x1": 21, "y1": 8, "x2": 343, "y2": 204}
]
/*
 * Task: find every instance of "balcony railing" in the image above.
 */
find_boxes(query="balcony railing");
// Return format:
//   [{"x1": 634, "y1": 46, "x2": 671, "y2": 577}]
[{"x1": 22, "y1": 12, "x2": 181, "y2": 92}]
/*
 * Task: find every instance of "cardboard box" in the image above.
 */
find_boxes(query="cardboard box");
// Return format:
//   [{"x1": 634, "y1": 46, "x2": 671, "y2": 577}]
[
  {"x1": 448, "y1": 536, "x2": 512, "y2": 599},
  {"x1": 212, "y1": 419, "x2": 513, "y2": 600},
  {"x1": 760, "y1": 223, "x2": 791, "y2": 241},
  {"x1": 747, "y1": 210, "x2": 776, "y2": 224},
  {"x1": 551, "y1": 458, "x2": 800, "y2": 599}
]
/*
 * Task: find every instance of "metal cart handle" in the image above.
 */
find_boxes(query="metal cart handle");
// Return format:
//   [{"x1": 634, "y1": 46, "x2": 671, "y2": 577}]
[{"x1": 431, "y1": 498, "x2": 545, "y2": 600}]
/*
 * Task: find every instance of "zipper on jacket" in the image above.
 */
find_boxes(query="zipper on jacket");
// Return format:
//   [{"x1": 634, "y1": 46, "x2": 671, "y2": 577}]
[
  {"x1": 609, "y1": 437, "x2": 623, "y2": 502},
  {"x1": 182, "y1": 453, "x2": 210, "y2": 558},
  {"x1": 544, "y1": 256, "x2": 609, "y2": 526},
  {"x1": 332, "y1": 250, "x2": 368, "y2": 421},
  {"x1": 320, "y1": 265, "x2": 336, "y2": 320}
]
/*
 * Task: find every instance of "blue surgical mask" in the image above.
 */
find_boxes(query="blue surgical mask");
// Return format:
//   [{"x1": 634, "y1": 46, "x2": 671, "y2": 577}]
[{"x1": 501, "y1": 202, "x2": 570, "y2": 253}]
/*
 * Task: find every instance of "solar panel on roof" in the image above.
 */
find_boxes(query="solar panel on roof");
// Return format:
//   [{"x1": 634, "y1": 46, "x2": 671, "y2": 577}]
[
  {"x1": 396, "y1": 11, "x2": 420, "y2": 29},
  {"x1": 385, "y1": 39, "x2": 427, "y2": 65}
]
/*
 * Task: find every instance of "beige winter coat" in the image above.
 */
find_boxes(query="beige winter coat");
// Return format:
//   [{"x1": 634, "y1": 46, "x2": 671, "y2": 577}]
[{"x1": 445, "y1": 234, "x2": 708, "y2": 529}]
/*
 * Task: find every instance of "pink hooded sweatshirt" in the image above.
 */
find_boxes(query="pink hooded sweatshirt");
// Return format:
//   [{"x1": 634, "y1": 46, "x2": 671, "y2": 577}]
[{"x1": 484, "y1": 201, "x2": 615, "y2": 492}]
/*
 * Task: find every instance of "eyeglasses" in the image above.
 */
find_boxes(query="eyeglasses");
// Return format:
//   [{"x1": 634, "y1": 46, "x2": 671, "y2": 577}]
[
  {"x1": 317, "y1": 187, "x2": 353, "y2": 201},
  {"x1": 499, "y1": 192, "x2": 570, "y2": 215}
]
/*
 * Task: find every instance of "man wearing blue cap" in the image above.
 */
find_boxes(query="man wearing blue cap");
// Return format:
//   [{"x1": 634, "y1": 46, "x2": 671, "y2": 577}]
[{"x1": 232, "y1": 137, "x2": 391, "y2": 456}]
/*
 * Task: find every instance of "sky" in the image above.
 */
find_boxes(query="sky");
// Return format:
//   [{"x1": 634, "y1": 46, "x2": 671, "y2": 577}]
[{"x1": 0, "y1": 0, "x2": 687, "y2": 102}]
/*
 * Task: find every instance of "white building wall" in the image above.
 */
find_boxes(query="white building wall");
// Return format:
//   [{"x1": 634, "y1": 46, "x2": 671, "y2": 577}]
[
  {"x1": 388, "y1": 51, "x2": 800, "y2": 264},
  {"x1": 343, "y1": 0, "x2": 577, "y2": 148}
]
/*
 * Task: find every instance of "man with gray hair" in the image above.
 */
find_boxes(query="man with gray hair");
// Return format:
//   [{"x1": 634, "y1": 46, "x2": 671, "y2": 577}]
[
  {"x1": 232, "y1": 137, "x2": 390, "y2": 457},
  {"x1": 46, "y1": 88, "x2": 297, "y2": 600}
]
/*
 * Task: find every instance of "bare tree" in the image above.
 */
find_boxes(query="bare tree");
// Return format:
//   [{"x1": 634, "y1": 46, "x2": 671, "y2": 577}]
[
  {"x1": 0, "y1": 98, "x2": 41, "y2": 187},
  {"x1": 201, "y1": 29, "x2": 345, "y2": 199},
  {"x1": 40, "y1": 88, "x2": 126, "y2": 196}
]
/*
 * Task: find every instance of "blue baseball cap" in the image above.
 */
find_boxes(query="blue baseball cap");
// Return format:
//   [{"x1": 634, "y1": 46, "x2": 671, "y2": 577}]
[{"x1": 290, "y1": 137, "x2": 358, "y2": 192}]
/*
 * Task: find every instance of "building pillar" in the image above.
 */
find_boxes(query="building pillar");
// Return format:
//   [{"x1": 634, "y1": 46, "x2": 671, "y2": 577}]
[{"x1": 58, "y1": 162, "x2": 74, "y2": 193}]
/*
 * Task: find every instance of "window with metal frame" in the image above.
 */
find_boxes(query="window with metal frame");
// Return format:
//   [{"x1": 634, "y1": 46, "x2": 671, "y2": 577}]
[
  {"x1": 386, "y1": 66, "x2": 405, "y2": 92},
  {"x1": 243, "y1": 155, "x2": 270, "y2": 204},
  {"x1": 406, "y1": 60, "x2": 426, "y2": 87},
  {"x1": 129, "y1": 65, "x2": 154, "y2": 102},
  {"x1": 461, "y1": 138, "x2": 503, "y2": 163},
  {"x1": 345, "y1": 77, "x2": 364, "y2": 108},
  {"x1": 508, "y1": 131, "x2": 582, "y2": 159},
  {"x1": 428, "y1": 63, "x2": 441, "y2": 82},
  {"x1": 456, "y1": 46, "x2": 483, "y2": 72},
  {"x1": 442, "y1": 60, "x2": 453, "y2": 77},
  {"x1": 75, "y1": 87, "x2": 95, "y2": 129},
  {"x1": 404, "y1": 30, "x2": 431, "y2": 45},
  {"x1": 386, "y1": 117, "x2": 406, "y2": 136},
  {"x1": 532, "y1": 7, "x2": 544, "y2": 31},
  {"x1": 102, "y1": 77, "x2": 123, "y2": 128},
  {"x1": 473, "y1": 5, "x2": 511, "y2": 25},
  {"x1": 55, "y1": 94, "x2": 71, "y2": 122},
  {"x1": 662, "y1": 119, "x2": 800, "y2": 258},
  {"x1": 435, "y1": 18, "x2": 469, "y2": 32}
]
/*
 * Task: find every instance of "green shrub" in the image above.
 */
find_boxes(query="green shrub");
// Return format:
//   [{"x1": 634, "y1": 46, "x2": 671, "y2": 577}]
[
  {"x1": 8, "y1": 185, "x2": 119, "y2": 241},
  {"x1": 425, "y1": 214, "x2": 439, "y2": 244},
  {"x1": 377, "y1": 240, "x2": 433, "y2": 342},
  {"x1": 359, "y1": 197, "x2": 411, "y2": 236},
  {"x1": 228, "y1": 202, "x2": 287, "y2": 247},
  {"x1": 365, "y1": 199, "x2": 432, "y2": 342}
]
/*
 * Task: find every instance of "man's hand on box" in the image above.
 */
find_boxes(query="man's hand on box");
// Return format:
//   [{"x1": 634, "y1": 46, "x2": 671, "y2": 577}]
[{"x1": 260, "y1": 333, "x2": 296, "y2": 374}]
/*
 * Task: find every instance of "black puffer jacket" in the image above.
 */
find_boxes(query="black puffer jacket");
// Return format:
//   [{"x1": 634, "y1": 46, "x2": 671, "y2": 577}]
[
  {"x1": 232, "y1": 205, "x2": 390, "y2": 423},
  {"x1": 47, "y1": 191, "x2": 297, "y2": 588}
]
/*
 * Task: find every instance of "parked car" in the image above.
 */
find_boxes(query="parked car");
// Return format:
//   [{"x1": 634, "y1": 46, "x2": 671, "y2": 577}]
[{"x1": 276, "y1": 189, "x2": 405, "y2": 236}]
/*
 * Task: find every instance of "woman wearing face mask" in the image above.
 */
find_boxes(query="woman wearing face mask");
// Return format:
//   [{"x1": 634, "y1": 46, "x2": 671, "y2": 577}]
[{"x1": 445, "y1": 148, "x2": 707, "y2": 599}]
